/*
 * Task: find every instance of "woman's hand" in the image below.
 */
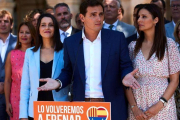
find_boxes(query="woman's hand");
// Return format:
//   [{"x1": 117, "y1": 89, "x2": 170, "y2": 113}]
[
  {"x1": 132, "y1": 106, "x2": 147, "y2": 120},
  {"x1": 144, "y1": 101, "x2": 164, "y2": 119},
  {"x1": 6, "y1": 103, "x2": 12, "y2": 117},
  {"x1": 37, "y1": 78, "x2": 60, "y2": 91}
]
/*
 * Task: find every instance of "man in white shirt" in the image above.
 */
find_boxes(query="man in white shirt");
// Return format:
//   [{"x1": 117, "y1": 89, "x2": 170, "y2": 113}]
[
  {"x1": 0, "y1": 10, "x2": 17, "y2": 119},
  {"x1": 103, "y1": 0, "x2": 136, "y2": 38},
  {"x1": 165, "y1": 0, "x2": 180, "y2": 40},
  {"x1": 54, "y1": 3, "x2": 80, "y2": 43},
  {"x1": 38, "y1": 0, "x2": 139, "y2": 119}
]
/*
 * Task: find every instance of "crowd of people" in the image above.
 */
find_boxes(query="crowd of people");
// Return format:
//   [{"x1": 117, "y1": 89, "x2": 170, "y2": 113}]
[{"x1": 0, "y1": 0, "x2": 180, "y2": 120}]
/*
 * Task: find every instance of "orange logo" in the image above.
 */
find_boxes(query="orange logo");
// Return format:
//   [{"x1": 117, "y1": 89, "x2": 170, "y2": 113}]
[
  {"x1": 87, "y1": 106, "x2": 108, "y2": 120},
  {"x1": 34, "y1": 102, "x2": 111, "y2": 120}
]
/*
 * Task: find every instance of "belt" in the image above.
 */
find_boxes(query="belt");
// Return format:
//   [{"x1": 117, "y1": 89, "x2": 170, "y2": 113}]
[{"x1": 85, "y1": 98, "x2": 104, "y2": 102}]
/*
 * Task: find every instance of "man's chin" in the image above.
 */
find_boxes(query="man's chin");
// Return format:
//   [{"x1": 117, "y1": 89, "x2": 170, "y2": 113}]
[
  {"x1": 0, "y1": 31, "x2": 9, "y2": 34},
  {"x1": 60, "y1": 24, "x2": 70, "y2": 28}
]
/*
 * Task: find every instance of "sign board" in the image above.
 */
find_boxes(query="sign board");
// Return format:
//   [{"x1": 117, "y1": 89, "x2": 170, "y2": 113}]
[{"x1": 34, "y1": 101, "x2": 111, "y2": 120}]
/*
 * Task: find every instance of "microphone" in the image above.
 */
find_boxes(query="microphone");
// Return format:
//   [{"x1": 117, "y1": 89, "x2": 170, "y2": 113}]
[{"x1": 68, "y1": 38, "x2": 83, "y2": 102}]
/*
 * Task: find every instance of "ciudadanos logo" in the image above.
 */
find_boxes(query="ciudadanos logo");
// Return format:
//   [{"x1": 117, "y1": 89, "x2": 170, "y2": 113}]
[{"x1": 87, "y1": 106, "x2": 108, "y2": 120}]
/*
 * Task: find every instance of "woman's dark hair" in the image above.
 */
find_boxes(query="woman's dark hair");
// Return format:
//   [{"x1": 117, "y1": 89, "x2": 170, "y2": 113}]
[
  {"x1": 135, "y1": 4, "x2": 167, "y2": 61},
  {"x1": 80, "y1": 0, "x2": 104, "y2": 16},
  {"x1": 15, "y1": 22, "x2": 36, "y2": 49},
  {"x1": 33, "y1": 13, "x2": 63, "y2": 52}
]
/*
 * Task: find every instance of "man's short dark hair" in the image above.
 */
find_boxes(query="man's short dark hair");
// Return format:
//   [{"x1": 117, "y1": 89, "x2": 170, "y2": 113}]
[
  {"x1": 80, "y1": 0, "x2": 104, "y2": 16},
  {"x1": 54, "y1": 3, "x2": 71, "y2": 13},
  {"x1": 151, "y1": 0, "x2": 166, "y2": 9}
]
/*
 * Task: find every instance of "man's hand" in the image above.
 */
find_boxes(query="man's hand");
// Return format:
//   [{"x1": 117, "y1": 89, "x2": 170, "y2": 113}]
[
  {"x1": 0, "y1": 82, "x2": 4, "y2": 94},
  {"x1": 122, "y1": 68, "x2": 140, "y2": 89},
  {"x1": 37, "y1": 78, "x2": 60, "y2": 91}
]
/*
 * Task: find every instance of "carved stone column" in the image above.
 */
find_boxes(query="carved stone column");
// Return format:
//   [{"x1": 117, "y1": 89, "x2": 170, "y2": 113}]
[{"x1": 46, "y1": 0, "x2": 82, "y2": 28}]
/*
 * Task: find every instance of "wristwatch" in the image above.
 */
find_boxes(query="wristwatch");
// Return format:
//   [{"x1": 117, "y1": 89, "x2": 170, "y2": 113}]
[
  {"x1": 55, "y1": 79, "x2": 62, "y2": 89},
  {"x1": 131, "y1": 104, "x2": 137, "y2": 109},
  {"x1": 159, "y1": 97, "x2": 167, "y2": 107}
]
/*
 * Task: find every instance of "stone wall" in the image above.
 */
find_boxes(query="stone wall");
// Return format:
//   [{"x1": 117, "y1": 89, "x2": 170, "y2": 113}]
[{"x1": 0, "y1": 0, "x2": 172, "y2": 34}]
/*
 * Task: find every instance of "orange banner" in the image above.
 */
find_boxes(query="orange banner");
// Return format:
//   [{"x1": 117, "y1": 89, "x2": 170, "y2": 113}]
[{"x1": 34, "y1": 101, "x2": 111, "y2": 120}]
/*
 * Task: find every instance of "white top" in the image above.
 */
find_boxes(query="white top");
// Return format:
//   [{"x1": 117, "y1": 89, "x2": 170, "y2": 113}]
[
  {"x1": 103, "y1": 20, "x2": 118, "y2": 30},
  {"x1": 59, "y1": 26, "x2": 72, "y2": 43},
  {"x1": 82, "y1": 29, "x2": 104, "y2": 98},
  {"x1": 0, "y1": 33, "x2": 10, "y2": 63}
]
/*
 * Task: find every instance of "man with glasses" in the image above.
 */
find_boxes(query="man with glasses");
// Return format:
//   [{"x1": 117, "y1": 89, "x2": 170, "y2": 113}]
[
  {"x1": 165, "y1": 0, "x2": 180, "y2": 40},
  {"x1": 151, "y1": 0, "x2": 170, "y2": 24}
]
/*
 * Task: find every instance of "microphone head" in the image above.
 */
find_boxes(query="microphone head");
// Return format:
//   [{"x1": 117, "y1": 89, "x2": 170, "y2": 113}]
[{"x1": 68, "y1": 92, "x2": 73, "y2": 102}]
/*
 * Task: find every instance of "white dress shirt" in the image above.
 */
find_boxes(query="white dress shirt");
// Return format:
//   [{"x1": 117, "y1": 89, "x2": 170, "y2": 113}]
[
  {"x1": 103, "y1": 20, "x2": 118, "y2": 31},
  {"x1": 82, "y1": 29, "x2": 104, "y2": 98},
  {"x1": 0, "y1": 33, "x2": 10, "y2": 63},
  {"x1": 59, "y1": 26, "x2": 72, "y2": 43}
]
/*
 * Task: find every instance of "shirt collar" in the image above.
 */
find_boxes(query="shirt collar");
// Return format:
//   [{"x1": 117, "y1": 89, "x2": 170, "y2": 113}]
[
  {"x1": 104, "y1": 20, "x2": 118, "y2": 28},
  {"x1": 59, "y1": 26, "x2": 72, "y2": 36},
  {"x1": 82, "y1": 27, "x2": 101, "y2": 42},
  {"x1": 0, "y1": 33, "x2": 11, "y2": 44}
]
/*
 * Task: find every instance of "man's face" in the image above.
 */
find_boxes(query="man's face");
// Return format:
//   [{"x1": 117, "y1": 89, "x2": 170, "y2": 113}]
[
  {"x1": 151, "y1": 0, "x2": 165, "y2": 15},
  {"x1": 80, "y1": 5, "x2": 104, "y2": 33},
  {"x1": 0, "y1": 14, "x2": 12, "y2": 34},
  {"x1": 171, "y1": 0, "x2": 180, "y2": 20},
  {"x1": 103, "y1": 0, "x2": 119, "y2": 22},
  {"x1": 55, "y1": 6, "x2": 72, "y2": 29},
  {"x1": 76, "y1": 16, "x2": 83, "y2": 30}
]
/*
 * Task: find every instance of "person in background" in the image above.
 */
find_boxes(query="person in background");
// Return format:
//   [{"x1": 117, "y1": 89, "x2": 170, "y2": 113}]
[
  {"x1": 165, "y1": 0, "x2": 180, "y2": 40},
  {"x1": 4, "y1": 22, "x2": 35, "y2": 120},
  {"x1": 75, "y1": 13, "x2": 83, "y2": 30},
  {"x1": 103, "y1": 0, "x2": 136, "y2": 38},
  {"x1": 117, "y1": 4, "x2": 124, "y2": 21},
  {"x1": 24, "y1": 9, "x2": 44, "y2": 29},
  {"x1": 45, "y1": 6, "x2": 54, "y2": 15},
  {"x1": 174, "y1": 20, "x2": 180, "y2": 48},
  {"x1": 19, "y1": 14, "x2": 69, "y2": 120},
  {"x1": 54, "y1": 3, "x2": 80, "y2": 43},
  {"x1": 151, "y1": 0, "x2": 170, "y2": 24},
  {"x1": 0, "y1": 10, "x2": 17, "y2": 119},
  {"x1": 127, "y1": 4, "x2": 180, "y2": 120},
  {"x1": 174, "y1": 19, "x2": 180, "y2": 119}
]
